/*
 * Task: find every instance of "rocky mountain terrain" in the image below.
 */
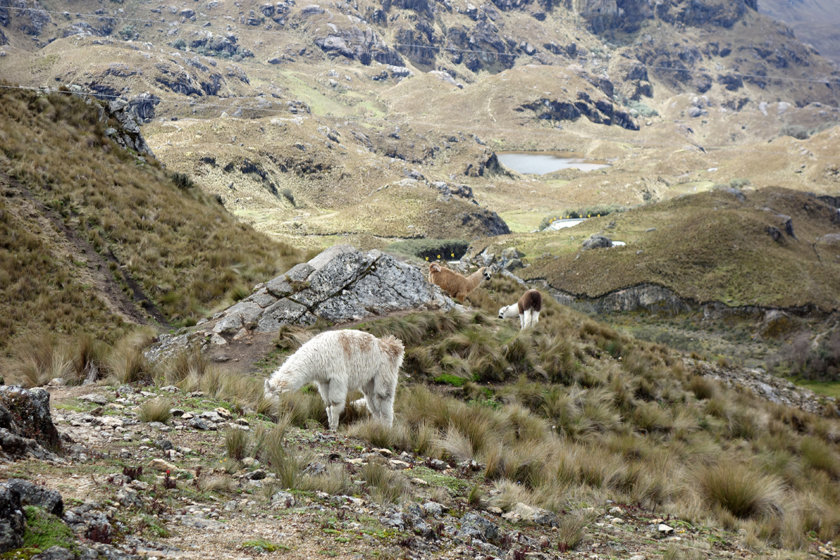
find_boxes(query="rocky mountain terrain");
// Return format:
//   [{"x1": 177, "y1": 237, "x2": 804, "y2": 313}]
[
  {"x1": 1, "y1": 0, "x2": 839, "y2": 248},
  {"x1": 2, "y1": 247, "x2": 839, "y2": 559},
  {"x1": 2, "y1": 0, "x2": 840, "y2": 558},
  {"x1": 759, "y1": 0, "x2": 840, "y2": 68}
]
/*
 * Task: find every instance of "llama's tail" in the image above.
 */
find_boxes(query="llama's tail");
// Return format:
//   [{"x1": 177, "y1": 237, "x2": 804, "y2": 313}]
[{"x1": 379, "y1": 335, "x2": 405, "y2": 368}]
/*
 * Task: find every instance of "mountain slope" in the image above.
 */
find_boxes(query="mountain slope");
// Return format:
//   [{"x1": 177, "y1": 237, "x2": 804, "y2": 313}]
[
  {"x1": 760, "y1": 0, "x2": 840, "y2": 67},
  {"x1": 473, "y1": 186, "x2": 840, "y2": 311},
  {"x1": 0, "y1": 0, "x2": 838, "y2": 248},
  {"x1": 0, "y1": 85, "x2": 301, "y2": 356}
]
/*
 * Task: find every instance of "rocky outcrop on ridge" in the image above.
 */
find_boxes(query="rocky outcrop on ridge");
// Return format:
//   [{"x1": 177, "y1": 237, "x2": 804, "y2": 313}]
[
  {"x1": 147, "y1": 245, "x2": 456, "y2": 361},
  {"x1": 518, "y1": 93, "x2": 639, "y2": 130}
]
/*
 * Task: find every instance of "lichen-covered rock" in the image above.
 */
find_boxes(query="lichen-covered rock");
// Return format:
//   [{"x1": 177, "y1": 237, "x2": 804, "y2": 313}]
[
  {"x1": 0, "y1": 386, "x2": 61, "y2": 460},
  {"x1": 0, "y1": 486, "x2": 24, "y2": 552}
]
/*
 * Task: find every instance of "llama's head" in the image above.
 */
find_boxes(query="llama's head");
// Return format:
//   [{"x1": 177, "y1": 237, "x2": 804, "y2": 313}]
[
  {"x1": 264, "y1": 376, "x2": 290, "y2": 399},
  {"x1": 498, "y1": 303, "x2": 519, "y2": 320},
  {"x1": 429, "y1": 263, "x2": 442, "y2": 274},
  {"x1": 481, "y1": 267, "x2": 492, "y2": 281}
]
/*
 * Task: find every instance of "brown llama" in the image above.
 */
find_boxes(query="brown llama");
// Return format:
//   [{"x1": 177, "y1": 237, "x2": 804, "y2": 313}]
[{"x1": 428, "y1": 263, "x2": 492, "y2": 303}]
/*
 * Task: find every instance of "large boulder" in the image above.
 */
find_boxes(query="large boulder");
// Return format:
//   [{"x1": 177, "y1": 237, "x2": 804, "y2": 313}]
[
  {"x1": 147, "y1": 246, "x2": 456, "y2": 360},
  {"x1": 3, "y1": 479, "x2": 63, "y2": 516},
  {"x1": 0, "y1": 386, "x2": 62, "y2": 461}
]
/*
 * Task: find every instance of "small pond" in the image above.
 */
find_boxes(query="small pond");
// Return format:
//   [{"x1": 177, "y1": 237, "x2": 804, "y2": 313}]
[{"x1": 497, "y1": 152, "x2": 611, "y2": 175}]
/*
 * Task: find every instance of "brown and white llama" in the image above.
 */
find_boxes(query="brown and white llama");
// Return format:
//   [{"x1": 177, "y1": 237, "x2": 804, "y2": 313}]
[
  {"x1": 428, "y1": 263, "x2": 492, "y2": 303},
  {"x1": 498, "y1": 289, "x2": 542, "y2": 329}
]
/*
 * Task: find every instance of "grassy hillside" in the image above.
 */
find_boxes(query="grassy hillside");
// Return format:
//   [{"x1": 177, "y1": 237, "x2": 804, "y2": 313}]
[
  {"x1": 473, "y1": 187, "x2": 840, "y2": 311},
  {"x1": 0, "y1": 86, "x2": 302, "y2": 357},
  {"x1": 6, "y1": 275, "x2": 839, "y2": 557}
]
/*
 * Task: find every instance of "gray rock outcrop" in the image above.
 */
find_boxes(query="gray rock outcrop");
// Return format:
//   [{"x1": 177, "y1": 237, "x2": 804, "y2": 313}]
[
  {"x1": 147, "y1": 246, "x2": 456, "y2": 360},
  {"x1": 582, "y1": 234, "x2": 613, "y2": 250},
  {"x1": 3, "y1": 479, "x2": 63, "y2": 516},
  {"x1": 0, "y1": 386, "x2": 62, "y2": 461}
]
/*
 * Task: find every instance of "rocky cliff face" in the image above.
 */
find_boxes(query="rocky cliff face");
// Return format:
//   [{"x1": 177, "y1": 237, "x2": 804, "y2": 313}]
[{"x1": 570, "y1": 0, "x2": 757, "y2": 34}]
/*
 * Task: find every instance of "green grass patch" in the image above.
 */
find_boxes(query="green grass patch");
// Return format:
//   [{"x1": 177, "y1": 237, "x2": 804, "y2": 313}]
[
  {"x1": 787, "y1": 379, "x2": 840, "y2": 399},
  {"x1": 409, "y1": 465, "x2": 472, "y2": 495},
  {"x1": 433, "y1": 373, "x2": 469, "y2": 387},
  {"x1": 241, "y1": 539, "x2": 289, "y2": 553},
  {"x1": 21, "y1": 506, "x2": 78, "y2": 554}
]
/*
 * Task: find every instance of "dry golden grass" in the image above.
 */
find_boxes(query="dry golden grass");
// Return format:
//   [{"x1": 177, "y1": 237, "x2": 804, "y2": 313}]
[
  {"x1": 27, "y1": 271, "x2": 834, "y2": 550},
  {"x1": 138, "y1": 397, "x2": 172, "y2": 423},
  {"x1": 360, "y1": 459, "x2": 411, "y2": 504},
  {"x1": 695, "y1": 460, "x2": 786, "y2": 520},
  {"x1": 0, "y1": 86, "x2": 302, "y2": 356}
]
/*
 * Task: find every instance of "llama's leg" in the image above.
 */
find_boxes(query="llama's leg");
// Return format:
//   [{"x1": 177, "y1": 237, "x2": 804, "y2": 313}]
[
  {"x1": 525, "y1": 309, "x2": 533, "y2": 328},
  {"x1": 519, "y1": 313, "x2": 525, "y2": 329},
  {"x1": 532, "y1": 310, "x2": 540, "y2": 326},
  {"x1": 326, "y1": 379, "x2": 347, "y2": 431},
  {"x1": 314, "y1": 382, "x2": 333, "y2": 427},
  {"x1": 378, "y1": 394, "x2": 394, "y2": 428},
  {"x1": 361, "y1": 380, "x2": 380, "y2": 419},
  {"x1": 373, "y1": 374, "x2": 397, "y2": 427}
]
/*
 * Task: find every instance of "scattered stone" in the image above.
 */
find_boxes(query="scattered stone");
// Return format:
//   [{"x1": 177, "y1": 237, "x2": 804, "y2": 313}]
[
  {"x1": 582, "y1": 234, "x2": 613, "y2": 250},
  {"x1": 457, "y1": 512, "x2": 499, "y2": 543},
  {"x1": 79, "y1": 394, "x2": 108, "y2": 406},
  {"x1": 0, "y1": 485, "x2": 24, "y2": 552},
  {"x1": 0, "y1": 386, "x2": 62, "y2": 460},
  {"x1": 271, "y1": 491, "x2": 296, "y2": 508},
  {"x1": 422, "y1": 502, "x2": 444, "y2": 517},
  {"x1": 658, "y1": 523, "x2": 675, "y2": 536},
  {"x1": 148, "y1": 458, "x2": 178, "y2": 472}
]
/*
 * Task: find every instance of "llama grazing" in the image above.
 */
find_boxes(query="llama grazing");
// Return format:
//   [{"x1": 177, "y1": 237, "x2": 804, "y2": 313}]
[
  {"x1": 428, "y1": 263, "x2": 492, "y2": 303},
  {"x1": 498, "y1": 289, "x2": 542, "y2": 329},
  {"x1": 263, "y1": 329, "x2": 404, "y2": 430}
]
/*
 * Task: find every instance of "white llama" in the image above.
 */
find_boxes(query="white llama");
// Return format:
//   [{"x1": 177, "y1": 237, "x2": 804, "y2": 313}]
[
  {"x1": 498, "y1": 289, "x2": 542, "y2": 329},
  {"x1": 263, "y1": 329, "x2": 404, "y2": 430}
]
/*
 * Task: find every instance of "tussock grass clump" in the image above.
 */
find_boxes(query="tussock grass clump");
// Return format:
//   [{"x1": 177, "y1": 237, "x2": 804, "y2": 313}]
[
  {"x1": 361, "y1": 460, "x2": 410, "y2": 504},
  {"x1": 164, "y1": 348, "x2": 209, "y2": 386},
  {"x1": 799, "y1": 436, "x2": 840, "y2": 478},
  {"x1": 225, "y1": 428, "x2": 250, "y2": 461},
  {"x1": 346, "y1": 418, "x2": 412, "y2": 451},
  {"x1": 556, "y1": 511, "x2": 592, "y2": 552},
  {"x1": 107, "y1": 329, "x2": 157, "y2": 385},
  {"x1": 300, "y1": 463, "x2": 354, "y2": 496},
  {"x1": 8, "y1": 333, "x2": 74, "y2": 387},
  {"x1": 138, "y1": 397, "x2": 172, "y2": 423},
  {"x1": 688, "y1": 375, "x2": 718, "y2": 400},
  {"x1": 696, "y1": 460, "x2": 786, "y2": 520},
  {"x1": 198, "y1": 475, "x2": 236, "y2": 493}
]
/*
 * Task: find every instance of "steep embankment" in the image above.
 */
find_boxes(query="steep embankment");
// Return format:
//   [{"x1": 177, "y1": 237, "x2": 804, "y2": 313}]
[
  {"x1": 474, "y1": 187, "x2": 840, "y2": 312},
  {"x1": 0, "y1": 86, "x2": 301, "y2": 356}
]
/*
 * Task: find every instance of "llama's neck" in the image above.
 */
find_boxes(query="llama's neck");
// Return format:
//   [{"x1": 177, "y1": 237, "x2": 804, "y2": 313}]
[
  {"x1": 274, "y1": 357, "x2": 315, "y2": 392},
  {"x1": 466, "y1": 268, "x2": 486, "y2": 289}
]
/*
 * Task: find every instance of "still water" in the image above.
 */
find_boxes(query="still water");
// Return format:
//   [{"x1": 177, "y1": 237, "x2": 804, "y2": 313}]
[{"x1": 498, "y1": 152, "x2": 610, "y2": 174}]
